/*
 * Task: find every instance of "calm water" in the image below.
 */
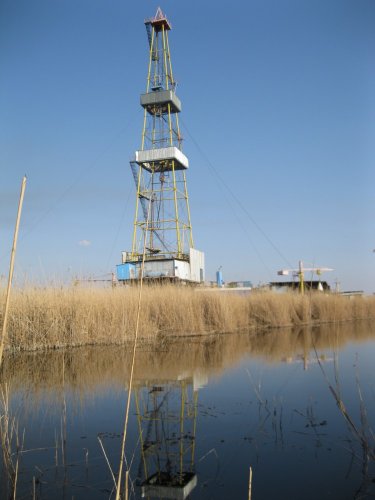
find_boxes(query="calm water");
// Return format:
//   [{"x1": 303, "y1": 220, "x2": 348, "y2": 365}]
[{"x1": 1, "y1": 322, "x2": 375, "y2": 499}]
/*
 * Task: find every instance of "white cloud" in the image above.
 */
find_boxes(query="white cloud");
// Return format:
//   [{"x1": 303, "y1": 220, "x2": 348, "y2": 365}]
[{"x1": 78, "y1": 239, "x2": 91, "y2": 247}]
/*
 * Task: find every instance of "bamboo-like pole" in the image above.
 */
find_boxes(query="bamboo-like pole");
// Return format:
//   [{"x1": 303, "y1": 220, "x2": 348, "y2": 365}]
[
  {"x1": 0, "y1": 176, "x2": 27, "y2": 368},
  {"x1": 248, "y1": 466, "x2": 252, "y2": 500},
  {"x1": 125, "y1": 470, "x2": 129, "y2": 500},
  {"x1": 115, "y1": 198, "x2": 151, "y2": 500}
]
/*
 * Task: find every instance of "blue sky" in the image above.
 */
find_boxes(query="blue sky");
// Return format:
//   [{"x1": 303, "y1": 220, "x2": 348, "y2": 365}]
[{"x1": 1, "y1": 0, "x2": 374, "y2": 291}]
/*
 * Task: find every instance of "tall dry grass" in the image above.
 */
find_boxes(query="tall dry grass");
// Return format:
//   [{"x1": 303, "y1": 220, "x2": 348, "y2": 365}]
[{"x1": 0, "y1": 286, "x2": 375, "y2": 352}]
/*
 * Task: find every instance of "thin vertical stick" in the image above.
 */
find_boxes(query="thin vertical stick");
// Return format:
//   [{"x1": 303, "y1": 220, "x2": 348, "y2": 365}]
[
  {"x1": 248, "y1": 466, "x2": 252, "y2": 500},
  {"x1": 115, "y1": 199, "x2": 151, "y2": 500},
  {"x1": 13, "y1": 458, "x2": 18, "y2": 500},
  {"x1": 0, "y1": 176, "x2": 26, "y2": 368},
  {"x1": 125, "y1": 469, "x2": 129, "y2": 500},
  {"x1": 97, "y1": 436, "x2": 116, "y2": 488}
]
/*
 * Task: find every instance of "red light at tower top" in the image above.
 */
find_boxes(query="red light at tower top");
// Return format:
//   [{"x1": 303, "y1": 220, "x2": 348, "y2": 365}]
[{"x1": 145, "y1": 6, "x2": 172, "y2": 31}]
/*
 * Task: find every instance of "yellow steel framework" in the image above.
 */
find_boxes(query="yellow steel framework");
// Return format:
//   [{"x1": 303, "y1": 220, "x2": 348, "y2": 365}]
[
  {"x1": 135, "y1": 378, "x2": 198, "y2": 495},
  {"x1": 130, "y1": 8, "x2": 194, "y2": 262}
]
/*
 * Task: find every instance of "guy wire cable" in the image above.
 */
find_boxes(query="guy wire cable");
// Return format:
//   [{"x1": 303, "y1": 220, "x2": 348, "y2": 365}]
[
  {"x1": 0, "y1": 120, "x2": 132, "y2": 265},
  {"x1": 104, "y1": 183, "x2": 133, "y2": 272},
  {"x1": 181, "y1": 118, "x2": 294, "y2": 270}
]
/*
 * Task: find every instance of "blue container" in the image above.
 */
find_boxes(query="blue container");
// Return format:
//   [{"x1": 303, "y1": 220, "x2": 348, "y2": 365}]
[
  {"x1": 216, "y1": 270, "x2": 224, "y2": 287},
  {"x1": 116, "y1": 263, "x2": 136, "y2": 281}
]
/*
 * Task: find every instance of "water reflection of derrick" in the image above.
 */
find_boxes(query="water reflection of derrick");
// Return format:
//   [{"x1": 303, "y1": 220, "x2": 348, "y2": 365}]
[
  {"x1": 135, "y1": 373, "x2": 205, "y2": 499},
  {"x1": 281, "y1": 329, "x2": 334, "y2": 371}
]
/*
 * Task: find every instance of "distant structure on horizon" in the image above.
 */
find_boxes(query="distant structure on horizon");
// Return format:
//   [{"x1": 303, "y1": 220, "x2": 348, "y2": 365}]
[
  {"x1": 117, "y1": 8, "x2": 204, "y2": 284},
  {"x1": 276, "y1": 260, "x2": 334, "y2": 294}
]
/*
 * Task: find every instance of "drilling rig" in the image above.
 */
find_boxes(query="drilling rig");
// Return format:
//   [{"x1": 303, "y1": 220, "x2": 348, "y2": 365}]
[
  {"x1": 135, "y1": 377, "x2": 199, "y2": 498},
  {"x1": 117, "y1": 8, "x2": 204, "y2": 284}
]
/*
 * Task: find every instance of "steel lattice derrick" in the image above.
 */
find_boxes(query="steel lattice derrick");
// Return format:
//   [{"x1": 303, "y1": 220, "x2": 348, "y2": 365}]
[
  {"x1": 135, "y1": 379, "x2": 198, "y2": 496},
  {"x1": 130, "y1": 9, "x2": 193, "y2": 262}
]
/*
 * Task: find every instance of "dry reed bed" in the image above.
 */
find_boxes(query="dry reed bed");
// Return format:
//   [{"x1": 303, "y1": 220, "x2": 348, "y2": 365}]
[{"x1": 1, "y1": 286, "x2": 375, "y2": 352}]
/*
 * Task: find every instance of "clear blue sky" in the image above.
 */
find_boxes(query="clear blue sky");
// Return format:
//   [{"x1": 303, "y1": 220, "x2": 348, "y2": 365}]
[{"x1": 1, "y1": 0, "x2": 374, "y2": 291}]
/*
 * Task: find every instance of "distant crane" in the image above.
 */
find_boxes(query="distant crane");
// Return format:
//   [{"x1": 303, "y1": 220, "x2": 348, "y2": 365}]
[{"x1": 277, "y1": 260, "x2": 334, "y2": 294}]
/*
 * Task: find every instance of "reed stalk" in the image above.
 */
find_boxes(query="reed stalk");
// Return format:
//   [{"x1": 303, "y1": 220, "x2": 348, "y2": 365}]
[
  {"x1": 0, "y1": 383, "x2": 22, "y2": 497},
  {"x1": 248, "y1": 465, "x2": 252, "y2": 500},
  {"x1": 314, "y1": 345, "x2": 375, "y2": 461},
  {"x1": 115, "y1": 197, "x2": 151, "y2": 500},
  {"x1": 0, "y1": 176, "x2": 26, "y2": 367}
]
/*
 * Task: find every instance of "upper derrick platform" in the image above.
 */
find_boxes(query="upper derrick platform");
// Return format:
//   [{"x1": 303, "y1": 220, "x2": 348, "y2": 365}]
[
  {"x1": 135, "y1": 146, "x2": 188, "y2": 172},
  {"x1": 145, "y1": 7, "x2": 171, "y2": 32},
  {"x1": 140, "y1": 89, "x2": 181, "y2": 114}
]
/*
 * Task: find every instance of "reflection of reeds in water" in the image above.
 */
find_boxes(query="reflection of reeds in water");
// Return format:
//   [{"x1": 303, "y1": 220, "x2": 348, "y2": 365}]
[
  {"x1": 315, "y1": 348, "x2": 375, "y2": 460},
  {"x1": 1, "y1": 321, "x2": 374, "y2": 397},
  {"x1": 1, "y1": 286, "x2": 375, "y2": 352},
  {"x1": 0, "y1": 322, "x2": 374, "y2": 497},
  {"x1": 312, "y1": 345, "x2": 375, "y2": 498},
  {"x1": 0, "y1": 383, "x2": 22, "y2": 499}
]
